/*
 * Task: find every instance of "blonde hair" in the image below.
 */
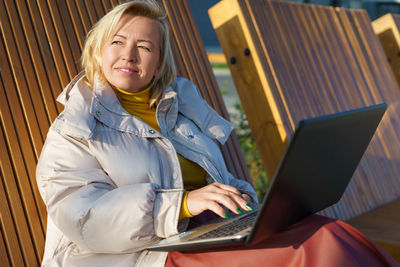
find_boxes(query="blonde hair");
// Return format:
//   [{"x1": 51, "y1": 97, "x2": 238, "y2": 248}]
[{"x1": 81, "y1": 0, "x2": 176, "y2": 107}]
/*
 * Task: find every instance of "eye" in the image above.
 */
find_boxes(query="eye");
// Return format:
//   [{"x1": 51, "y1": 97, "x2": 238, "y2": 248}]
[
  {"x1": 111, "y1": 40, "x2": 122, "y2": 45},
  {"x1": 138, "y1": 45, "x2": 151, "y2": 51}
]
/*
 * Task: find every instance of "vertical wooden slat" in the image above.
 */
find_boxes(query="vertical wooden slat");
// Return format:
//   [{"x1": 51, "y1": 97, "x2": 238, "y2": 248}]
[
  {"x1": 15, "y1": 0, "x2": 51, "y2": 219},
  {"x1": 37, "y1": 0, "x2": 70, "y2": 87},
  {"x1": 101, "y1": 0, "x2": 112, "y2": 11},
  {"x1": 0, "y1": 223, "x2": 11, "y2": 267},
  {"x1": 0, "y1": 65, "x2": 42, "y2": 266},
  {"x1": 56, "y1": 0, "x2": 83, "y2": 64},
  {"x1": 73, "y1": 0, "x2": 92, "y2": 34},
  {"x1": 47, "y1": 0, "x2": 79, "y2": 79},
  {"x1": 0, "y1": 169, "x2": 26, "y2": 267},
  {"x1": 109, "y1": 0, "x2": 120, "y2": 8},
  {"x1": 0, "y1": 116, "x2": 37, "y2": 266},
  {"x1": 93, "y1": 0, "x2": 106, "y2": 19},
  {"x1": 4, "y1": 0, "x2": 52, "y2": 143},
  {"x1": 27, "y1": 0, "x2": 64, "y2": 114},
  {"x1": 84, "y1": 0, "x2": 100, "y2": 25},
  {"x1": 65, "y1": 0, "x2": 86, "y2": 51},
  {"x1": 15, "y1": 0, "x2": 59, "y2": 123},
  {"x1": 0, "y1": 4, "x2": 46, "y2": 264},
  {"x1": 1, "y1": 0, "x2": 48, "y2": 230},
  {"x1": 1, "y1": 0, "x2": 46, "y2": 151}
]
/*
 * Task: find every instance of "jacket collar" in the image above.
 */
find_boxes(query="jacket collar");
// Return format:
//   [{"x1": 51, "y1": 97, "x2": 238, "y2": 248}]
[
  {"x1": 56, "y1": 73, "x2": 232, "y2": 143},
  {"x1": 56, "y1": 71, "x2": 86, "y2": 105},
  {"x1": 157, "y1": 87, "x2": 178, "y2": 133},
  {"x1": 173, "y1": 77, "x2": 233, "y2": 145},
  {"x1": 55, "y1": 73, "x2": 165, "y2": 138},
  {"x1": 92, "y1": 75, "x2": 131, "y2": 116},
  {"x1": 90, "y1": 75, "x2": 167, "y2": 137}
]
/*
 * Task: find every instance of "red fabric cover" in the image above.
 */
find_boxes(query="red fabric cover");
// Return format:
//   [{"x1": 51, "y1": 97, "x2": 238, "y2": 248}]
[{"x1": 166, "y1": 214, "x2": 399, "y2": 267}]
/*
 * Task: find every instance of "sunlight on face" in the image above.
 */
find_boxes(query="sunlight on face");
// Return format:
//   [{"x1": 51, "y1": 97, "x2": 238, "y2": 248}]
[{"x1": 101, "y1": 15, "x2": 161, "y2": 93}]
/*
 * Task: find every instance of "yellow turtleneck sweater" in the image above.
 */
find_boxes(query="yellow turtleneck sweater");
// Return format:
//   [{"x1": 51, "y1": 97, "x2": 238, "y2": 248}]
[{"x1": 114, "y1": 86, "x2": 207, "y2": 219}]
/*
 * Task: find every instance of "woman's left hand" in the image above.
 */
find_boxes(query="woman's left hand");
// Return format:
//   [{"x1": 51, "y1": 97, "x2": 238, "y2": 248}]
[{"x1": 186, "y1": 182, "x2": 252, "y2": 218}]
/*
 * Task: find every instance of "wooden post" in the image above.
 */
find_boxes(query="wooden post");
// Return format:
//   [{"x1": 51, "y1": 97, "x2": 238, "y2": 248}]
[
  {"x1": 209, "y1": 0, "x2": 288, "y2": 180},
  {"x1": 372, "y1": 13, "x2": 400, "y2": 87}
]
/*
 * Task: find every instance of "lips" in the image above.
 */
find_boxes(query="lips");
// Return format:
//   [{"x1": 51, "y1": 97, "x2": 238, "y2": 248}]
[{"x1": 117, "y1": 67, "x2": 138, "y2": 74}]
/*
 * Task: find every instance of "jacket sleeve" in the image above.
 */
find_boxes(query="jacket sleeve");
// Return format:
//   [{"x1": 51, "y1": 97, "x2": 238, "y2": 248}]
[
  {"x1": 36, "y1": 129, "x2": 184, "y2": 254},
  {"x1": 223, "y1": 173, "x2": 259, "y2": 204}
]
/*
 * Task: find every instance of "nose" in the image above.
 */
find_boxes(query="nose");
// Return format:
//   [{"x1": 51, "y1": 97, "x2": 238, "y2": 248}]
[{"x1": 122, "y1": 46, "x2": 138, "y2": 62}]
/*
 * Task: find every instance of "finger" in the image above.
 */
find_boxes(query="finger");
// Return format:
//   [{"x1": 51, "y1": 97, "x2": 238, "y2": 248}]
[
  {"x1": 213, "y1": 183, "x2": 241, "y2": 196},
  {"x1": 228, "y1": 192, "x2": 250, "y2": 212},
  {"x1": 220, "y1": 189, "x2": 249, "y2": 209},
  {"x1": 213, "y1": 192, "x2": 245, "y2": 215},
  {"x1": 241, "y1": 194, "x2": 254, "y2": 211},
  {"x1": 207, "y1": 200, "x2": 229, "y2": 218},
  {"x1": 241, "y1": 194, "x2": 251, "y2": 203},
  {"x1": 210, "y1": 185, "x2": 249, "y2": 213},
  {"x1": 186, "y1": 186, "x2": 242, "y2": 217},
  {"x1": 241, "y1": 194, "x2": 250, "y2": 202},
  {"x1": 217, "y1": 191, "x2": 251, "y2": 213}
]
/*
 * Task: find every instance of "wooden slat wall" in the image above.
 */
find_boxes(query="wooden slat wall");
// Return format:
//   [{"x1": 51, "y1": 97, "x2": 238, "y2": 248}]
[
  {"x1": 0, "y1": 0, "x2": 251, "y2": 265},
  {"x1": 209, "y1": 0, "x2": 400, "y2": 221}
]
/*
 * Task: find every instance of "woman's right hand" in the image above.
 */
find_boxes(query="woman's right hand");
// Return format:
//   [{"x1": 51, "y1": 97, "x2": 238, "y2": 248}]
[{"x1": 186, "y1": 182, "x2": 253, "y2": 218}]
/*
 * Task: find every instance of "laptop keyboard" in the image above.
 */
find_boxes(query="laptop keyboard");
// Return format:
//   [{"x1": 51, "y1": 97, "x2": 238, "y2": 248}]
[{"x1": 193, "y1": 212, "x2": 256, "y2": 240}]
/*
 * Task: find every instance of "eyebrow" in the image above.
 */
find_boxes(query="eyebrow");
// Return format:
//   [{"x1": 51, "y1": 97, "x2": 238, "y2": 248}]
[
  {"x1": 114, "y1": 34, "x2": 127, "y2": 39},
  {"x1": 113, "y1": 34, "x2": 154, "y2": 45}
]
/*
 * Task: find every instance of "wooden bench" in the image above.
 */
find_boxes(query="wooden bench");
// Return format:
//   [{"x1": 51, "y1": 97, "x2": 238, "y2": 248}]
[
  {"x1": 209, "y1": 0, "x2": 400, "y2": 260},
  {"x1": 0, "y1": 0, "x2": 252, "y2": 265},
  {"x1": 347, "y1": 198, "x2": 400, "y2": 262}
]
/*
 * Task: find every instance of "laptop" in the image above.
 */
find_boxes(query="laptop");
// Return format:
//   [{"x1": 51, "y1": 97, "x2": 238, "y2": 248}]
[{"x1": 147, "y1": 103, "x2": 387, "y2": 251}]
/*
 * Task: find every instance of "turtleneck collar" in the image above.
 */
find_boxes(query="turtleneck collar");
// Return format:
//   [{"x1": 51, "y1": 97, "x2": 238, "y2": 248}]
[{"x1": 114, "y1": 85, "x2": 152, "y2": 106}]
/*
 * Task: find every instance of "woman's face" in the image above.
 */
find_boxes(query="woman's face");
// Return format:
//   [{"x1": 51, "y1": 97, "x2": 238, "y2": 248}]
[{"x1": 101, "y1": 14, "x2": 161, "y2": 93}]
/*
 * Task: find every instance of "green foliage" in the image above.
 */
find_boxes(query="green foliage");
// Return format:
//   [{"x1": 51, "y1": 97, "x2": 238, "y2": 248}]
[
  {"x1": 229, "y1": 102, "x2": 270, "y2": 201},
  {"x1": 211, "y1": 62, "x2": 229, "y2": 69},
  {"x1": 219, "y1": 80, "x2": 229, "y2": 96}
]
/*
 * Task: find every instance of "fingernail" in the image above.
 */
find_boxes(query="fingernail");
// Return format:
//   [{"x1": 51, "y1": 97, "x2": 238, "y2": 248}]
[
  {"x1": 245, "y1": 203, "x2": 254, "y2": 211},
  {"x1": 224, "y1": 212, "x2": 230, "y2": 219},
  {"x1": 237, "y1": 207, "x2": 244, "y2": 215}
]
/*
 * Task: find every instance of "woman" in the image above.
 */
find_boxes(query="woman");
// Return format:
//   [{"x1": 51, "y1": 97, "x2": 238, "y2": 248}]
[
  {"x1": 36, "y1": 1, "x2": 398, "y2": 266},
  {"x1": 37, "y1": 1, "x2": 255, "y2": 265}
]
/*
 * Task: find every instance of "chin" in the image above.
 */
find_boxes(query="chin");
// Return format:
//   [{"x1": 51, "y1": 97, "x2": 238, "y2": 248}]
[{"x1": 115, "y1": 83, "x2": 134, "y2": 92}]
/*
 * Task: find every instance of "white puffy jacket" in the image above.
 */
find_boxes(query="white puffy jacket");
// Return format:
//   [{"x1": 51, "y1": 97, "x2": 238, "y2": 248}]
[{"x1": 36, "y1": 73, "x2": 257, "y2": 266}]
